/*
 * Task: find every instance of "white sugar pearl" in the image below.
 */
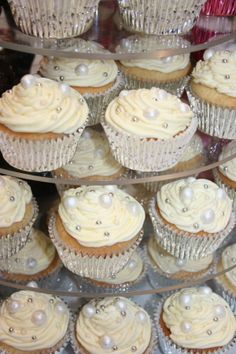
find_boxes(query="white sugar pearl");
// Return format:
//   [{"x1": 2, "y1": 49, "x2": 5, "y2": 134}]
[
  {"x1": 144, "y1": 108, "x2": 159, "y2": 120},
  {"x1": 55, "y1": 302, "x2": 67, "y2": 314},
  {"x1": 99, "y1": 194, "x2": 113, "y2": 209},
  {"x1": 198, "y1": 286, "x2": 212, "y2": 295},
  {"x1": 7, "y1": 300, "x2": 21, "y2": 314},
  {"x1": 135, "y1": 311, "x2": 147, "y2": 323},
  {"x1": 127, "y1": 201, "x2": 139, "y2": 216},
  {"x1": 83, "y1": 304, "x2": 96, "y2": 318},
  {"x1": 116, "y1": 299, "x2": 127, "y2": 311},
  {"x1": 31, "y1": 310, "x2": 47, "y2": 326},
  {"x1": 216, "y1": 188, "x2": 227, "y2": 200},
  {"x1": 64, "y1": 196, "x2": 79, "y2": 209},
  {"x1": 179, "y1": 293, "x2": 192, "y2": 307},
  {"x1": 100, "y1": 335, "x2": 113, "y2": 349},
  {"x1": 26, "y1": 281, "x2": 38, "y2": 288},
  {"x1": 75, "y1": 64, "x2": 88, "y2": 76},
  {"x1": 21, "y1": 74, "x2": 36, "y2": 89},
  {"x1": 60, "y1": 83, "x2": 70, "y2": 95},
  {"x1": 203, "y1": 49, "x2": 215, "y2": 61},
  {"x1": 180, "y1": 187, "x2": 194, "y2": 205},
  {"x1": 181, "y1": 321, "x2": 192, "y2": 333},
  {"x1": 201, "y1": 209, "x2": 215, "y2": 224}
]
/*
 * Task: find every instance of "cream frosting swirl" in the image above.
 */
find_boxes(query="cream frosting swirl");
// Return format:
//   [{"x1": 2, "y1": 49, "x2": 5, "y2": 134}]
[
  {"x1": 0, "y1": 75, "x2": 88, "y2": 133},
  {"x1": 157, "y1": 178, "x2": 232, "y2": 233},
  {"x1": 58, "y1": 186, "x2": 145, "y2": 247},
  {"x1": 148, "y1": 237, "x2": 213, "y2": 274},
  {"x1": 61, "y1": 128, "x2": 122, "y2": 178},
  {"x1": 0, "y1": 228, "x2": 56, "y2": 274},
  {"x1": 91, "y1": 251, "x2": 143, "y2": 284},
  {"x1": 219, "y1": 141, "x2": 236, "y2": 182},
  {"x1": 163, "y1": 287, "x2": 236, "y2": 349},
  {"x1": 39, "y1": 56, "x2": 118, "y2": 87},
  {"x1": 77, "y1": 297, "x2": 151, "y2": 354},
  {"x1": 105, "y1": 87, "x2": 194, "y2": 138},
  {"x1": 0, "y1": 290, "x2": 69, "y2": 351},
  {"x1": 0, "y1": 175, "x2": 32, "y2": 228},
  {"x1": 222, "y1": 243, "x2": 236, "y2": 287},
  {"x1": 192, "y1": 51, "x2": 236, "y2": 97}
]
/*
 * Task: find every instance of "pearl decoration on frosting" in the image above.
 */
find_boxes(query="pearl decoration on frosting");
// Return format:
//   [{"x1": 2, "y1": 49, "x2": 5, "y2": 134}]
[
  {"x1": 116, "y1": 299, "x2": 127, "y2": 312},
  {"x1": 100, "y1": 335, "x2": 114, "y2": 349},
  {"x1": 0, "y1": 176, "x2": 5, "y2": 187},
  {"x1": 198, "y1": 286, "x2": 212, "y2": 295},
  {"x1": 119, "y1": 90, "x2": 129, "y2": 97},
  {"x1": 216, "y1": 188, "x2": 227, "y2": 200},
  {"x1": 31, "y1": 310, "x2": 47, "y2": 326},
  {"x1": 127, "y1": 201, "x2": 139, "y2": 216},
  {"x1": 21, "y1": 74, "x2": 36, "y2": 89},
  {"x1": 95, "y1": 148, "x2": 105, "y2": 158},
  {"x1": 187, "y1": 177, "x2": 196, "y2": 183},
  {"x1": 105, "y1": 185, "x2": 117, "y2": 192},
  {"x1": 26, "y1": 257, "x2": 37, "y2": 269},
  {"x1": 143, "y1": 108, "x2": 159, "y2": 120},
  {"x1": 83, "y1": 304, "x2": 96, "y2": 318},
  {"x1": 162, "y1": 56, "x2": 173, "y2": 64},
  {"x1": 75, "y1": 64, "x2": 89, "y2": 76},
  {"x1": 135, "y1": 311, "x2": 147, "y2": 323},
  {"x1": 214, "y1": 305, "x2": 226, "y2": 318},
  {"x1": 55, "y1": 302, "x2": 67, "y2": 314},
  {"x1": 156, "y1": 89, "x2": 167, "y2": 101},
  {"x1": 180, "y1": 103, "x2": 190, "y2": 112},
  {"x1": 200, "y1": 209, "x2": 215, "y2": 224},
  {"x1": 7, "y1": 300, "x2": 21, "y2": 314},
  {"x1": 128, "y1": 259, "x2": 137, "y2": 270},
  {"x1": 99, "y1": 194, "x2": 113, "y2": 209},
  {"x1": 203, "y1": 49, "x2": 215, "y2": 61},
  {"x1": 26, "y1": 281, "x2": 38, "y2": 288},
  {"x1": 181, "y1": 321, "x2": 192, "y2": 333},
  {"x1": 180, "y1": 186, "x2": 193, "y2": 205},
  {"x1": 175, "y1": 259, "x2": 186, "y2": 268},
  {"x1": 179, "y1": 293, "x2": 192, "y2": 307},
  {"x1": 64, "y1": 196, "x2": 79, "y2": 209},
  {"x1": 60, "y1": 83, "x2": 70, "y2": 95}
]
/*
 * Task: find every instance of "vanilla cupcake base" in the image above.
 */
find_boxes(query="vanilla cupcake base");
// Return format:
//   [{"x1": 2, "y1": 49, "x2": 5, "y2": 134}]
[
  {"x1": 48, "y1": 215, "x2": 143, "y2": 278},
  {"x1": 0, "y1": 199, "x2": 38, "y2": 260},
  {"x1": 102, "y1": 117, "x2": 198, "y2": 172},
  {"x1": 148, "y1": 198, "x2": 235, "y2": 260},
  {"x1": 186, "y1": 85, "x2": 236, "y2": 139},
  {"x1": 0, "y1": 127, "x2": 86, "y2": 172}
]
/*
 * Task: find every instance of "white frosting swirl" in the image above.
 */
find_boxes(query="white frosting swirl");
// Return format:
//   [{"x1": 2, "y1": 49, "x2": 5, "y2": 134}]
[
  {"x1": 39, "y1": 57, "x2": 118, "y2": 87},
  {"x1": 219, "y1": 141, "x2": 236, "y2": 182},
  {"x1": 163, "y1": 287, "x2": 236, "y2": 349},
  {"x1": 157, "y1": 178, "x2": 232, "y2": 233},
  {"x1": 192, "y1": 51, "x2": 236, "y2": 97},
  {"x1": 77, "y1": 297, "x2": 151, "y2": 354},
  {"x1": 0, "y1": 290, "x2": 69, "y2": 351},
  {"x1": 61, "y1": 128, "x2": 122, "y2": 178},
  {"x1": 0, "y1": 76, "x2": 88, "y2": 133},
  {"x1": 148, "y1": 237, "x2": 213, "y2": 274},
  {"x1": 221, "y1": 243, "x2": 236, "y2": 287},
  {"x1": 105, "y1": 87, "x2": 194, "y2": 138},
  {"x1": 0, "y1": 176, "x2": 32, "y2": 228},
  {"x1": 58, "y1": 186, "x2": 145, "y2": 247},
  {"x1": 91, "y1": 252, "x2": 143, "y2": 284},
  {"x1": 0, "y1": 228, "x2": 56, "y2": 274}
]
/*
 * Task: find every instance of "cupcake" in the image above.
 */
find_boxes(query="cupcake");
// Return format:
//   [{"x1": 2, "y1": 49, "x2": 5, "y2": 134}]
[
  {"x1": 187, "y1": 50, "x2": 236, "y2": 139},
  {"x1": 201, "y1": 0, "x2": 236, "y2": 16},
  {"x1": 7, "y1": 0, "x2": 100, "y2": 38},
  {"x1": 116, "y1": 35, "x2": 191, "y2": 97},
  {"x1": 214, "y1": 140, "x2": 236, "y2": 209},
  {"x1": 0, "y1": 75, "x2": 89, "y2": 172},
  {"x1": 53, "y1": 128, "x2": 125, "y2": 196},
  {"x1": 71, "y1": 297, "x2": 155, "y2": 353},
  {"x1": 143, "y1": 133, "x2": 205, "y2": 192},
  {"x1": 48, "y1": 185, "x2": 145, "y2": 278},
  {"x1": 214, "y1": 243, "x2": 236, "y2": 314},
  {"x1": 148, "y1": 177, "x2": 234, "y2": 259},
  {"x1": 0, "y1": 175, "x2": 38, "y2": 259},
  {"x1": 155, "y1": 286, "x2": 236, "y2": 354},
  {"x1": 0, "y1": 290, "x2": 70, "y2": 353},
  {"x1": 103, "y1": 87, "x2": 197, "y2": 172},
  {"x1": 39, "y1": 53, "x2": 124, "y2": 125},
  {"x1": 148, "y1": 236, "x2": 213, "y2": 280},
  {"x1": 117, "y1": 0, "x2": 207, "y2": 34},
  {"x1": 84, "y1": 250, "x2": 146, "y2": 290},
  {"x1": 0, "y1": 228, "x2": 61, "y2": 285}
]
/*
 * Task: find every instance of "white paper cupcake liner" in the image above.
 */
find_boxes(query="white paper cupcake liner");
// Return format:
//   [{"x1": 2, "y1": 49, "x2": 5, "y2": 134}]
[
  {"x1": 82, "y1": 72, "x2": 125, "y2": 126},
  {"x1": 102, "y1": 117, "x2": 198, "y2": 172},
  {"x1": 118, "y1": 0, "x2": 206, "y2": 35},
  {"x1": 122, "y1": 74, "x2": 189, "y2": 98},
  {"x1": 186, "y1": 85, "x2": 236, "y2": 139},
  {"x1": 48, "y1": 215, "x2": 144, "y2": 279},
  {"x1": 154, "y1": 298, "x2": 236, "y2": 354},
  {"x1": 0, "y1": 198, "x2": 38, "y2": 260},
  {"x1": 0, "y1": 127, "x2": 86, "y2": 172},
  {"x1": 148, "y1": 198, "x2": 236, "y2": 260},
  {"x1": 70, "y1": 310, "x2": 157, "y2": 354},
  {"x1": 213, "y1": 168, "x2": 236, "y2": 210},
  {"x1": 7, "y1": 0, "x2": 100, "y2": 38}
]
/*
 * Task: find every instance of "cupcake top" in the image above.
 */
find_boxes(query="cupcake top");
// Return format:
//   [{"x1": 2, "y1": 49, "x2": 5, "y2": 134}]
[
  {"x1": 39, "y1": 56, "x2": 118, "y2": 87},
  {"x1": 0, "y1": 290, "x2": 69, "y2": 351},
  {"x1": 218, "y1": 141, "x2": 236, "y2": 182},
  {"x1": 0, "y1": 228, "x2": 56, "y2": 274},
  {"x1": 0, "y1": 175, "x2": 32, "y2": 228},
  {"x1": 77, "y1": 297, "x2": 152, "y2": 353},
  {"x1": 192, "y1": 51, "x2": 236, "y2": 97},
  {"x1": 59, "y1": 185, "x2": 145, "y2": 247},
  {"x1": 105, "y1": 87, "x2": 194, "y2": 139},
  {"x1": 148, "y1": 237, "x2": 213, "y2": 274},
  {"x1": 221, "y1": 243, "x2": 236, "y2": 287},
  {"x1": 162, "y1": 287, "x2": 236, "y2": 349},
  {"x1": 60, "y1": 128, "x2": 122, "y2": 178},
  {"x1": 0, "y1": 75, "x2": 88, "y2": 133},
  {"x1": 157, "y1": 177, "x2": 232, "y2": 233},
  {"x1": 91, "y1": 251, "x2": 144, "y2": 284}
]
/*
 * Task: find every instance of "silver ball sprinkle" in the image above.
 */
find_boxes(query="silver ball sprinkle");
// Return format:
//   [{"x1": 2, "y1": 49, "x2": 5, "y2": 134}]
[
  {"x1": 204, "y1": 184, "x2": 208, "y2": 189},
  {"x1": 103, "y1": 72, "x2": 108, "y2": 77},
  {"x1": 162, "y1": 123, "x2": 168, "y2": 128},
  {"x1": 165, "y1": 198, "x2": 170, "y2": 204},
  {"x1": 10, "y1": 196, "x2": 15, "y2": 201},
  {"x1": 132, "y1": 116, "x2": 139, "y2": 122},
  {"x1": 56, "y1": 107, "x2": 62, "y2": 113},
  {"x1": 185, "y1": 306, "x2": 190, "y2": 310},
  {"x1": 112, "y1": 346, "x2": 118, "y2": 351},
  {"x1": 9, "y1": 327, "x2": 14, "y2": 333},
  {"x1": 223, "y1": 166, "x2": 228, "y2": 171},
  {"x1": 54, "y1": 66, "x2": 59, "y2": 70},
  {"x1": 121, "y1": 311, "x2": 126, "y2": 316},
  {"x1": 207, "y1": 330, "x2": 212, "y2": 335},
  {"x1": 104, "y1": 232, "x2": 110, "y2": 237},
  {"x1": 182, "y1": 207, "x2": 188, "y2": 212},
  {"x1": 28, "y1": 298, "x2": 33, "y2": 303},
  {"x1": 193, "y1": 223, "x2": 199, "y2": 229},
  {"x1": 76, "y1": 225, "x2": 81, "y2": 231},
  {"x1": 60, "y1": 76, "x2": 64, "y2": 81},
  {"x1": 49, "y1": 299, "x2": 54, "y2": 303},
  {"x1": 96, "y1": 309, "x2": 100, "y2": 314},
  {"x1": 96, "y1": 220, "x2": 102, "y2": 225},
  {"x1": 225, "y1": 75, "x2": 230, "y2": 79},
  {"x1": 222, "y1": 59, "x2": 228, "y2": 63},
  {"x1": 88, "y1": 165, "x2": 94, "y2": 170},
  {"x1": 131, "y1": 346, "x2": 137, "y2": 352},
  {"x1": 213, "y1": 317, "x2": 219, "y2": 321},
  {"x1": 26, "y1": 257, "x2": 37, "y2": 269},
  {"x1": 32, "y1": 336, "x2": 37, "y2": 341}
]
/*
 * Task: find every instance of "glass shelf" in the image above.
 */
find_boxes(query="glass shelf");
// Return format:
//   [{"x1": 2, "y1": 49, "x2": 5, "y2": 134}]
[{"x1": 0, "y1": 0, "x2": 236, "y2": 59}]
